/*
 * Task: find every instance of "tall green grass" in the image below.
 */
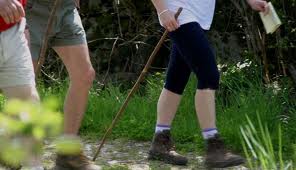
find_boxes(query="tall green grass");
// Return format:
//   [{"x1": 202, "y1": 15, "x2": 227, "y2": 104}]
[{"x1": 241, "y1": 115, "x2": 295, "y2": 169}]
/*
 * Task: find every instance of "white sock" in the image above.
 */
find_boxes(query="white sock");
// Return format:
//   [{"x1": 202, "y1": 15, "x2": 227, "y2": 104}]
[
  {"x1": 155, "y1": 124, "x2": 171, "y2": 133},
  {"x1": 202, "y1": 128, "x2": 218, "y2": 139}
]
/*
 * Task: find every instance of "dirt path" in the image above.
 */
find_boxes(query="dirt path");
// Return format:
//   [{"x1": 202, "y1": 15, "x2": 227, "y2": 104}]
[{"x1": 41, "y1": 139, "x2": 247, "y2": 170}]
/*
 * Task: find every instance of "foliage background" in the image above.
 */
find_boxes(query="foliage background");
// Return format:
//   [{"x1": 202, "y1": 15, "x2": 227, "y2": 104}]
[{"x1": 41, "y1": 0, "x2": 296, "y2": 86}]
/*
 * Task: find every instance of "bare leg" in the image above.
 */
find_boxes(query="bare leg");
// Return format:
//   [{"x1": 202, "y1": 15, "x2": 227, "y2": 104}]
[
  {"x1": 53, "y1": 44, "x2": 95, "y2": 135},
  {"x1": 195, "y1": 89, "x2": 216, "y2": 130},
  {"x1": 157, "y1": 88, "x2": 182, "y2": 126},
  {"x1": 195, "y1": 89, "x2": 245, "y2": 168},
  {"x1": 149, "y1": 88, "x2": 188, "y2": 165},
  {"x1": 2, "y1": 85, "x2": 40, "y2": 102}
]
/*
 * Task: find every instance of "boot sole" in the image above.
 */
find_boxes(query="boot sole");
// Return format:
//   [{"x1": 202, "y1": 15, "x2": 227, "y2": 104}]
[
  {"x1": 205, "y1": 158, "x2": 245, "y2": 169},
  {"x1": 148, "y1": 151, "x2": 188, "y2": 166}
]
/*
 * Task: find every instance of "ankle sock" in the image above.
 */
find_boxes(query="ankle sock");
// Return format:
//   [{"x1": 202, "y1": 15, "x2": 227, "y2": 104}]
[
  {"x1": 202, "y1": 128, "x2": 218, "y2": 139},
  {"x1": 155, "y1": 124, "x2": 171, "y2": 133}
]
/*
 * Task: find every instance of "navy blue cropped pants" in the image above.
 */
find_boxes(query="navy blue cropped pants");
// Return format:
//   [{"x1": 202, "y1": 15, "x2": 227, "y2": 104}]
[{"x1": 164, "y1": 22, "x2": 220, "y2": 95}]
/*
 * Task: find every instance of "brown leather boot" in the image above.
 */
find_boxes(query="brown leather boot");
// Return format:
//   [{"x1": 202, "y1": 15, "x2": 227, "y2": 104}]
[
  {"x1": 148, "y1": 130, "x2": 188, "y2": 165},
  {"x1": 205, "y1": 134, "x2": 245, "y2": 168},
  {"x1": 54, "y1": 153, "x2": 101, "y2": 170}
]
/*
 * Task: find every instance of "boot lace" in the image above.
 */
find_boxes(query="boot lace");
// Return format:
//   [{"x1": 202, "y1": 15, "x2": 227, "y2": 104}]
[
  {"x1": 208, "y1": 137, "x2": 227, "y2": 153},
  {"x1": 162, "y1": 133, "x2": 176, "y2": 151}
]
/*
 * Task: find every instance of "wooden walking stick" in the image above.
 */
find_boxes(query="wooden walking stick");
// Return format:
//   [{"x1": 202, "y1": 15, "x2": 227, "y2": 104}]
[
  {"x1": 92, "y1": 7, "x2": 183, "y2": 161},
  {"x1": 35, "y1": 0, "x2": 61, "y2": 76}
]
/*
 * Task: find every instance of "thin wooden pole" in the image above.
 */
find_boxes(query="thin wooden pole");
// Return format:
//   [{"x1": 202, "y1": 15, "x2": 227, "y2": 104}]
[
  {"x1": 92, "y1": 8, "x2": 183, "y2": 161},
  {"x1": 35, "y1": 0, "x2": 61, "y2": 76}
]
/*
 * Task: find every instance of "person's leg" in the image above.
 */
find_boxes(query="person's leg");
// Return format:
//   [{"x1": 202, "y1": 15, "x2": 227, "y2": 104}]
[
  {"x1": 0, "y1": 18, "x2": 42, "y2": 169},
  {"x1": 2, "y1": 86, "x2": 42, "y2": 170},
  {"x1": 0, "y1": 18, "x2": 40, "y2": 102},
  {"x1": 53, "y1": 44, "x2": 95, "y2": 135},
  {"x1": 156, "y1": 89, "x2": 181, "y2": 130},
  {"x1": 2, "y1": 85, "x2": 41, "y2": 169},
  {"x1": 169, "y1": 22, "x2": 219, "y2": 134},
  {"x1": 26, "y1": 0, "x2": 93, "y2": 135},
  {"x1": 148, "y1": 44, "x2": 191, "y2": 165},
  {"x1": 52, "y1": 46, "x2": 99, "y2": 170},
  {"x1": 169, "y1": 22, "x2": 244, "y2": 168},
  {"x1": 2, "y1": 85, "x2": 39, "y2": 102},
  {"x1": 195, "y1": 90, "x2": 217, "y2": 136},
  {"x1": 25, "y1": 1, "x2": 100, "y2": 169},
  {"x1": 156, "y1": 43, "x2": 191, "y2": 129}
]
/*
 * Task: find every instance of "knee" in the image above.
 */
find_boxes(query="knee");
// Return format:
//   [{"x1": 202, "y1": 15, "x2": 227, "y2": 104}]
[
  {"x1": 164, "y1": 68, "x2": 189, "y2": 95},
  {"x1": 82, "y1": 67, "x2": 96, "y2": 88},
  {"x1": 197, "y1": 68, "x2": 220, "y2": 90},
  {"x1": 164, "y1": 77, "x2": 189, "y2": 95},
  {"x1": 73, "y1": 67, "x2": 96, "y2": 89},
  {"x1": 87, "y1": 68, "x2": 96, "y2": 84}
]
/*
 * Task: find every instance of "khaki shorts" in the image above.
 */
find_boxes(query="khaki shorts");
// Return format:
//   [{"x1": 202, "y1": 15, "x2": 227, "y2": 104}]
[
  {"x1": 26, "y1": 0, "x2": 87, "y2": 60},
  {"x1": 0, "y1": 19, "x2": 35, "y2": 88}
]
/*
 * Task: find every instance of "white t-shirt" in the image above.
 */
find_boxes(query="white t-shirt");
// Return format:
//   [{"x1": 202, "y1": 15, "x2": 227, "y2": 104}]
[{"x1": 160, "y1": 0, "x2": 216, "y2": 30}]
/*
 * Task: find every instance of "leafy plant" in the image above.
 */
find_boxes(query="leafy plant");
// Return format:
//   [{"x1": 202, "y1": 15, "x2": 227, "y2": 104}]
[
  {"x1": 0, "y1": 98, "x2": 80, "y2": 167},
  {"x1": 241, "y1": 115, "x2": 294, "y2": 170}
]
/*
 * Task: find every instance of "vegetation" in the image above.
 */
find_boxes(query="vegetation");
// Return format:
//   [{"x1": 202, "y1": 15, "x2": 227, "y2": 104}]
[
  {"x1": 0, "y1": 99, "x2": 62, "y2": 166},
  {"x1": 241, "y1": 115, "x2": 294, "y2": 170},
  {"x1": 0, "y1": 99, "x2": 81, "y2": 167}
]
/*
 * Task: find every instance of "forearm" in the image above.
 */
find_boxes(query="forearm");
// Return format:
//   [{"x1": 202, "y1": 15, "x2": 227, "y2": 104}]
[
  {"x1": 151, "y1": 0, "x2": 179, "y2": 32},
  {"x1": 151, "y1": 0, "x2": 168, "y2": 14}
]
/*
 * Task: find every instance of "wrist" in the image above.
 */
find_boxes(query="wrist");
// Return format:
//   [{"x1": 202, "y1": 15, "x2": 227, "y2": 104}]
[
  {"x1": 158, "y1": 9, "x2": 169, "y2": 17},
  {"x1": 151, "y1": 0, "x2": 168, "y2": 14}
]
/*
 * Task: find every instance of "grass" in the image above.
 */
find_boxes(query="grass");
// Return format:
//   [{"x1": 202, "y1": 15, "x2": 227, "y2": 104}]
[{"x1": 241, "y1": 115, "x2": 295, "y2": 169}]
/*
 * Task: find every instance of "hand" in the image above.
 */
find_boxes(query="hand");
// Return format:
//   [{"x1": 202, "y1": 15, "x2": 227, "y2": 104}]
[
  {"x1": 0, "y1": 0, "x2": 25, "y2": 24},
  {"x1": 159, "y1": 9, "x2": 179, "y2": 32},
  {"x1": 247, "y1": 0, "x2": 269, "y2": 14}
]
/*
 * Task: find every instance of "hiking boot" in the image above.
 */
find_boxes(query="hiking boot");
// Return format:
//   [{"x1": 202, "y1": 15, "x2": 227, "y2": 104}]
[
  {"x1": 148, "y1": 130, "x2": 188, "y2": 165},
  {"x1": 205, "y1": 134, "x2": 245, "y2": 168},
  {"x1": 54, "y1": 153, "x2": 101, "y2": 170}
]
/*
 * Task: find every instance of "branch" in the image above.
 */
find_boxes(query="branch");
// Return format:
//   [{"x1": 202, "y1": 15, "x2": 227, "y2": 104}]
[{"x1": 101, "y1": 36, "x2": 120, "y2": 85}]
